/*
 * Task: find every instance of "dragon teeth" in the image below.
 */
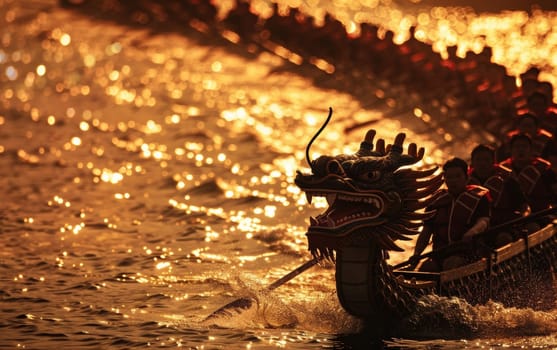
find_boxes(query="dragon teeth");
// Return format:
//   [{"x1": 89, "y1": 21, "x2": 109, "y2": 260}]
[
  {"x1": 334, "y1": 212, "x2": 375, "y2": 225},
  {"x1": 337, "y1": 194, "x2": 380, "y2": 206},
  {"x1": 305, "y1": 192, "x2": 313, "y2": 204},
  {"x1": 310, "y1": 216, "x2": 318, "y2": 225}
]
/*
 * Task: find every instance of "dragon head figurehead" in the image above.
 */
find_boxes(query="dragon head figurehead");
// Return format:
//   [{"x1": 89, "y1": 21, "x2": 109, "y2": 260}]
[{"x1": 295, "y1": 108, "x2": 443, "y2": 261}]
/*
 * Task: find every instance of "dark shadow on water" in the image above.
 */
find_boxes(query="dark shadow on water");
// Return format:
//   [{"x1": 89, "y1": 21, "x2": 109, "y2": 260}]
[{"x1": 329, "y1": 332, "x2": 388, "y2": 350}]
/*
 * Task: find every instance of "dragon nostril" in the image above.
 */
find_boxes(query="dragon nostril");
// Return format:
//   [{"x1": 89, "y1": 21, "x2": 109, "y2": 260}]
[
  {"x1": 312, "y1": 156, "x2": 333, "y2": 176},
  {"x1": 327, "y1": 160, "x2": 346, "y2": 175}
]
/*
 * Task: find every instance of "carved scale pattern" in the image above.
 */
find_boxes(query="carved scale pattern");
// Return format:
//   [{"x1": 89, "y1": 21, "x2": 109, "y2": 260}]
[{"x1": 335, "y1": 241, "x2": 433, "y2": 321}]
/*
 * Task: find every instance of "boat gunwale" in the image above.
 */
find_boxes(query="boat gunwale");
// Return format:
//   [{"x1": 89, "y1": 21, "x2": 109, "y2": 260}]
[{"x1": 391, "y1": 221, "x2": 557, "y2": 284}]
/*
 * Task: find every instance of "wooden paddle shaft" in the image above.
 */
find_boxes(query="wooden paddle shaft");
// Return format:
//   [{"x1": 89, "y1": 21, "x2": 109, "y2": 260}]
[{"x1": 267, "y1": 257, "x2": 321, "y2": 290}]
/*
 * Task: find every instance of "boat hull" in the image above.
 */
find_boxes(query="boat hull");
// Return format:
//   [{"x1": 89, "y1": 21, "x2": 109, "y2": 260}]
[{"x1": 335, "y1": 222, "x2": 557, "y2": 322}]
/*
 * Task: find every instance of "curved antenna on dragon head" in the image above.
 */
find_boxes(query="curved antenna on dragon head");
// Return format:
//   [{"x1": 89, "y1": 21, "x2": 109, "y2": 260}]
[{"x1": 306, "y1": 107, "x2": 333, "y2": 172}]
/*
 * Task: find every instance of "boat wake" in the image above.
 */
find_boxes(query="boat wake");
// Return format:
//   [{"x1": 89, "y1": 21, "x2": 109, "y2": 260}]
[
  {"x1": 201, "y1": 272, "x2": 555, "y2": 340},
  {"x1": 200, "y1": 271, "x2": 362, "y2": 333},
  {"x1": 402, "y1": 294, "x2": 557, "y2": 339}
]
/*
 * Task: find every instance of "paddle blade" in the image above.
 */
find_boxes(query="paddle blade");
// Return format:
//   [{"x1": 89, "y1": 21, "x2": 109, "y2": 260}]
[
  {"x1": 204, "y1": 297, "x2": 254, "y2": 320},
  {"x1": 204, "y1": 257, "x2": 321, "y2": 321}
]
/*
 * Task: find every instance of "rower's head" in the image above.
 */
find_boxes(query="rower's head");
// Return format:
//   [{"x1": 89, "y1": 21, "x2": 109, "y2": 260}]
[
  {"x1": 470, "y1": 144, "x2": 495, "y2": 179},
  {"x1": 510, "y1": 132, "x2": 533, "y2": 166},
  {"x1": 443, "y1": 157, "x2": 469, "y2": 196},
  {"x1": 526, "y1": 91, "x2": 550, "y2": 118},
  {"x1": 516, "y1": 112, "x2": 539, "y2": 138}
]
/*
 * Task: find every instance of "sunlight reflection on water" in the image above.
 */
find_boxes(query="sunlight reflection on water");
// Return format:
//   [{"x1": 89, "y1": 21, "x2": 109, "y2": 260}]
[{"x1": 0, "y1": 0, "x2": 555, "y2": 348}]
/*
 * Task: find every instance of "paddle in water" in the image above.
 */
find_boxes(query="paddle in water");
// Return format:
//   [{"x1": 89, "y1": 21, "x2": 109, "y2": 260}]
[
  {"x1": 205, "y1": 111, "x2": 336, "y2": 320},
  {"x1": 205, "y1": 257, "x2": 321, "y2": 320}
]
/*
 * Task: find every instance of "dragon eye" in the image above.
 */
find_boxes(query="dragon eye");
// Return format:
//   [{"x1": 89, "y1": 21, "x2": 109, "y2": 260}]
[{"x1": 358, "y1": 171, "x2": 381, "y2": 182}]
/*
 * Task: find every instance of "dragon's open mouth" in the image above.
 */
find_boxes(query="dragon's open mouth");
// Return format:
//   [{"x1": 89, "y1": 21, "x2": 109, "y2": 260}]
[
  {"x1": 306, "y1": 191, "x2": 386, "y2": 229},
  {"x1": 294, "y1": 127, "x2": 442, "y2": 257}
]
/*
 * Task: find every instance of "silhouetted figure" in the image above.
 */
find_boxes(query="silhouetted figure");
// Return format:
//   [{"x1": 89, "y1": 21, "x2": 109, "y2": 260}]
[
  {"x1": 512, "y1": 77, "x2": 540, "y2": 111},
  {"x1": 185, "y1": 0, "x2": 217, "y2": 24},
  {"x1": 469, "y1": 144, "x2": 527, "y2": 227},
  {"x1": 523, "y1": 91, "x2": 557, "y2": 134},
  {"x1": 496, "y1": 113, "x2": 557, "y2": 161},
  {"x1": 223, "y1": 0, "x2": 259, "y2": 38},
  {"x1": 499, "y1": 133, "x2": 557, "y2": 213},
  {"x1": 410, "y1": 157, "x2": 491, "y2": 272},
  {"x1": 349, "y1": 23, "x2": 380, "y2": 66}
]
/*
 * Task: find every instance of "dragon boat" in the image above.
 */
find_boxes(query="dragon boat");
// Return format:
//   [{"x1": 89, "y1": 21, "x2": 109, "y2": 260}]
[{"x1": 294, "y1": 109, "x2": 557, "y2": 330}]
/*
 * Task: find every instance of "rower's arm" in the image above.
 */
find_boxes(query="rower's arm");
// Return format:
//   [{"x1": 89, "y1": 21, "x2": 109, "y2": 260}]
[
  {"x1": 462, "y1": 216, "x2": 489, "y2": 240},
  {"x1": 412, "y1": 226, "x2": 432, "y2": 257}
]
